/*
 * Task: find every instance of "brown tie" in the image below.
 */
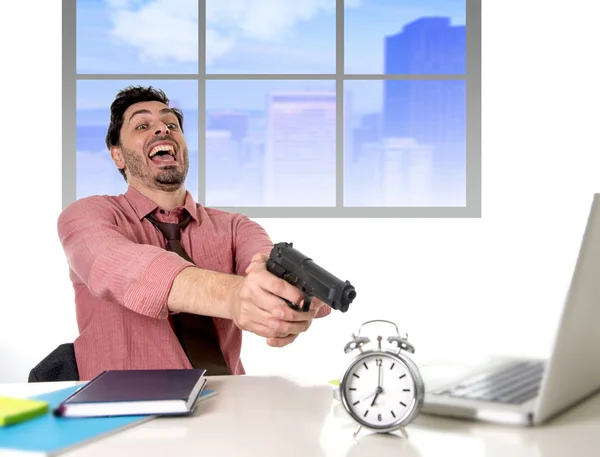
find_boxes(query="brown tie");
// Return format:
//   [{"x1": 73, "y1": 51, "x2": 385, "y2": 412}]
[{"x1": 146, "y1": 211, "x2": 232, "y2": 376}]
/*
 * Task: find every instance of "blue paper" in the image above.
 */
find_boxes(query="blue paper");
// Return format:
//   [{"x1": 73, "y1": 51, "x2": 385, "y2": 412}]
[{"x1": 0, "y1": 384, "x2": 215, "y2": 454}]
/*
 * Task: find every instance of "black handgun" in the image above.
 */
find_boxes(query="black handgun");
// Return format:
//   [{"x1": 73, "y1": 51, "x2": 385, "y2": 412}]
[{"x1": 266, "y1": 242, "x2": 356, "y2": 313}]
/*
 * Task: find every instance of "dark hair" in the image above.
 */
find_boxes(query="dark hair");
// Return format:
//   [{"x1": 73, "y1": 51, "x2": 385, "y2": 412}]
[{"x1": 105, "y1": 85, "x2": 184, "y2": 180}]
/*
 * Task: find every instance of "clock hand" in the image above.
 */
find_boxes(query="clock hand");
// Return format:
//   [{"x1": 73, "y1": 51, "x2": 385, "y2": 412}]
[
  {"x1": 370, "y1": 386, "x2": 383, "y2": 406},
  {"x1": 370, "y1": 391, "x2": 379, "y2": 406},
  {"x1": 371, "y1": 364, "x2": 384, "y2": 406}
]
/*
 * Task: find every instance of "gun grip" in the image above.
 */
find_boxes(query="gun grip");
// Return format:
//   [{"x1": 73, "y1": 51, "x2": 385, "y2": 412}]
[{"x1": 284, "y1": 295, "x2": 312, "y2": 313}]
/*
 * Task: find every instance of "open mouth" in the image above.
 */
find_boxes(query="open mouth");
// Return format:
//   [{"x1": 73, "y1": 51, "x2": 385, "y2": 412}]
[{"x1": 148, "y1": 143, "x2": 177, "y2": 164}]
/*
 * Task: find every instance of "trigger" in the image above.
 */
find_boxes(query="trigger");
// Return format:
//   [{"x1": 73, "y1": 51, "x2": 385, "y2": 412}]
[
  {"x1": 284, "y1": 299, "x2": 301, "y2": 310},
  {"x1": 302, "y1": 296, "x2": 313, "y2": 312}
]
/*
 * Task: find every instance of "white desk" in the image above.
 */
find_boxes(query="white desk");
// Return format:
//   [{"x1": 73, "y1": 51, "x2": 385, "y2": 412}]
[{"x1": 1, "y1": 375, "x2": 599, "y2": 457}]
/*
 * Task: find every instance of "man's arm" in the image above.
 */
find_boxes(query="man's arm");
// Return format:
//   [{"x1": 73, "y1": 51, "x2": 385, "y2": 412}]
[
  {"x1": 58, "y1": 198, "x2": 306, "y2": 337},
  {"x1": 58, "y1": 197, "x2": 238, "y2": 320},
  {"x1": 167, "y1": 266, "x2": 242, "y2": 319},
  {"x1": 167, "y1": 212, "x2": 274, "y2": 319},
  {"x1": 232, "y1": 213, "x2": 274, "y2": 276}
]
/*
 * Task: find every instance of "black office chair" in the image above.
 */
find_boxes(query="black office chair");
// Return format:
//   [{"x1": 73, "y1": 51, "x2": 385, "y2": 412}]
[{"x1": 28, "y1": 343, "x2": 80, "y2": 382}]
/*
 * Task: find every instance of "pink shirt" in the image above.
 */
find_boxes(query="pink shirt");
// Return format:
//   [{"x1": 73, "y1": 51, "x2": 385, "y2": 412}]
[{"x1": 57, "y1": 186, "x2": 330, "y2": 380}]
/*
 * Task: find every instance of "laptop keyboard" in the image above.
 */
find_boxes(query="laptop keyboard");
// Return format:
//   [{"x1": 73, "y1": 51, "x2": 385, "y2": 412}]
[{"x1": 432, "y1": 360, "x2": 545, "y2": 405}]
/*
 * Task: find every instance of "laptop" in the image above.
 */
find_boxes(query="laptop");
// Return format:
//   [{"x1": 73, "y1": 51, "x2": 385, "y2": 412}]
[{"x1": 419, "y1": 193, "x2": 600, "y2": 426}]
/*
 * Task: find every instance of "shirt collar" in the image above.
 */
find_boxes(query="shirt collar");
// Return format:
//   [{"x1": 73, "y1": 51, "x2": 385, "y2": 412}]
[{"x1": 124, "y1": 186, "x2": 200, "y2": 224}]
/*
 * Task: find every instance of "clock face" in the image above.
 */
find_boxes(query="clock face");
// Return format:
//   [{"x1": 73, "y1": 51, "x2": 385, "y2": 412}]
[{"x1": 342, "y1": 352, "x2": 416, "y2": 430}]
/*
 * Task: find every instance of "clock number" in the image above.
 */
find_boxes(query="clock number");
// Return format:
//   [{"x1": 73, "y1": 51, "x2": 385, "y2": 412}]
[
  {"x1": 376, "y1": 358, "x2": 383, "y2": 367},
  {"x1": 377, "y1": 413, "x2": 382, "y2": 422}
]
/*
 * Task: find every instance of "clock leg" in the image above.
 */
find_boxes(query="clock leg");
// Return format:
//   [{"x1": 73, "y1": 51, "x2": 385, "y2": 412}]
[
  {"x1": 353, "y1": 424, "x2": 362, "y2": 438},
  {"x1": 398, "y1": 426, "x2": 409, "y2": 439}
]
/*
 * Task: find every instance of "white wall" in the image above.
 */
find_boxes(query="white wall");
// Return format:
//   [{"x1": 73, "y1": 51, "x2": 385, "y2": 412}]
[{"x1": 2, "y1": 0, "x2": 599, "y2": 384}]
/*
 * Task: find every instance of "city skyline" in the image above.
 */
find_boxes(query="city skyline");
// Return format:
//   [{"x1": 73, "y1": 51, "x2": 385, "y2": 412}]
[{"x1": 75, "y1": 2, "x2": 468, "y2": 207}]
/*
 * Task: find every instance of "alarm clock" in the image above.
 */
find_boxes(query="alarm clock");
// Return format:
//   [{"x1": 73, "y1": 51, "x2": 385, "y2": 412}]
[{"x1": 338, "y1": 320, "x2": 425, "y2": 437}]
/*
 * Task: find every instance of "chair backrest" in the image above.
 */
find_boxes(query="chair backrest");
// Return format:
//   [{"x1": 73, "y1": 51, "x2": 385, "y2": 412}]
[{"x1": 28, "y1": 343, "x2": 80, "y2": 382}]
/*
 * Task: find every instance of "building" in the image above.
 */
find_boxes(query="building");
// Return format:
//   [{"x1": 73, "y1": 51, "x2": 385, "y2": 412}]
[{"x1": 264, "y1": 90, "x2": 336, "y2": 207}]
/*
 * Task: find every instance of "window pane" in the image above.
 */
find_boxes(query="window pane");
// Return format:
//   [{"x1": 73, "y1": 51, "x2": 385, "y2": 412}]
[
  {"x1": 344, "y1": 0, "x2": 466, "y2": 74},
  {"x1": 76, "y1": 80, "x2": 198, "y2": 200},
  {"x1": 206, "y1": 0, "x2": 335, "y2": 74},
  {"x1": 206, "y1": 80, "x2": 336, "y2": 207},
  {"x1": 344, "y1": 80, "x2": 466, "y2": 206},
  {"x1": 76, "y1": 0, "x2": 198, "y2": 74}
]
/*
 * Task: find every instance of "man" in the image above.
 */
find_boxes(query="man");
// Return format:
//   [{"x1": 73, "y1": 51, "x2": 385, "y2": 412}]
[{"x1": 58, "y1": 85, "x2": 330, "y2": 380}]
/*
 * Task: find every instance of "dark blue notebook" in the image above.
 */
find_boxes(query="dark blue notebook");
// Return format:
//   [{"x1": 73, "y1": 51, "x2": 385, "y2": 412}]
[
  {"x1": 0, "y1": 373, "x2": 216, "y2": 455},
  {"x1": 55, "y1": 369, "x2": 208, "y2": 418}
]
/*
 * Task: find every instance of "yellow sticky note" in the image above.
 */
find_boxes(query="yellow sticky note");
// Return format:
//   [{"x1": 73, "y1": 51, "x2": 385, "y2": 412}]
[{"x1": 0, "y1": 396, "x2": 49, "y2": 426}]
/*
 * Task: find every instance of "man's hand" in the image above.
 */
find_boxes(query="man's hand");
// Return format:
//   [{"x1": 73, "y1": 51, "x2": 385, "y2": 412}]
[{"x1": 230, "y1": 253, "x2": 326, "y2": 347}]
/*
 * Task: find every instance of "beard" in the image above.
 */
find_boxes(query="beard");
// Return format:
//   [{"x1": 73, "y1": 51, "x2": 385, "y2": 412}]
[{"x1": 121, "y1": 145, "x2": 189, "y2": 191}]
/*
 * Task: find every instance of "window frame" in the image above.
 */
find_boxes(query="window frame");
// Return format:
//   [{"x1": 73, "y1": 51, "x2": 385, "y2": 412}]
[{"x1": 63, "y1": 0, "x2": 481, "y2": 218}]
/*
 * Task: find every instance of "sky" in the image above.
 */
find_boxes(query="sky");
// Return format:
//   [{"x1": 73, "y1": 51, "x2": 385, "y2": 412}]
[
  {"x1": 76, "y1": 0, "x2": 466, "y2": 113},
  {"x1": 74, "y1": 0, "x2": 468, "y2": 205},
  {"x1": 76, "y1": 79, "x2": 198, "y2": 111}
]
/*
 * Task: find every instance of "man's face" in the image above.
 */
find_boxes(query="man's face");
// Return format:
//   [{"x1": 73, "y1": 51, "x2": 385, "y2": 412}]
[{"x1": 111, "y1": 100, "x2": 189, "y2": 191}]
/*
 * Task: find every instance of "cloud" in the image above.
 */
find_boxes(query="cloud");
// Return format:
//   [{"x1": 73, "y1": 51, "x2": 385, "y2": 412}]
[
  {"x1": 105, "y1": 0, "x2": 198, "y2": 64},
  {"x1": 207, "y1": 0, "x2": 335, "y2": 41},
  {"x1": 206, "y1": 0, "x2": 361, "y2": 64},
  {"x1": 102, "y1": 0, "x2": 362, "y2": 66}
]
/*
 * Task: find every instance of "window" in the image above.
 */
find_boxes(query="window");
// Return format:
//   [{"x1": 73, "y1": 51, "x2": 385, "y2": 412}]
[{"x1": 64, "y1": 0, "x2": 480, "y2": 217}]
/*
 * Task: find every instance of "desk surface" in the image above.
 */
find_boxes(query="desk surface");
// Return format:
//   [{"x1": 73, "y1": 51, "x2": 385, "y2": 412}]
[{"x1": 1, "y1": 375, "x2": 599, "y2": 457}]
